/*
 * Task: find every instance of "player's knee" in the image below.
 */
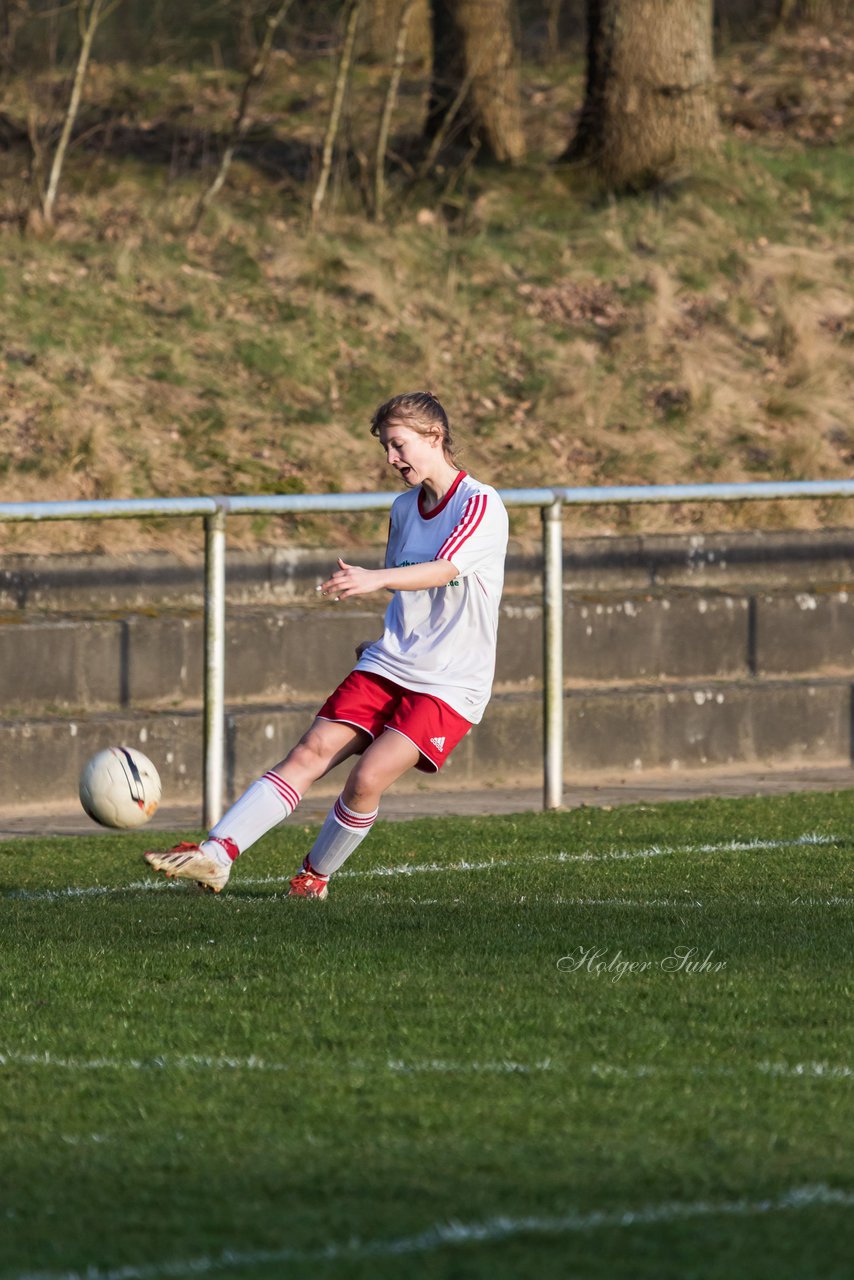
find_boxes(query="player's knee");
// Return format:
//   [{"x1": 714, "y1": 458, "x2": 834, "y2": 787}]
[
  {"x1": 346, "y1": 759, "x2": 386, "y2": 805},
  {"x1": 286, "y1": 729, "x2": 332, "y2": 774}
]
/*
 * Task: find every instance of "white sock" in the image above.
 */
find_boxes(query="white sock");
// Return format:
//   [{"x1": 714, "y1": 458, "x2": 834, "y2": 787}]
[
  {"x1": 304, "y1": 795, "x2": 378, "y2": 878},
  {"x1": 201, "y1": 771, "x2": 301, "y2": 863}
]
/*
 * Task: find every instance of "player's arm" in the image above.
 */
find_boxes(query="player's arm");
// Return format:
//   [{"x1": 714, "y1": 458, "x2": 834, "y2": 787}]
[{"x1": 320, "y1": 557, "x2": 457, "y2": 600}]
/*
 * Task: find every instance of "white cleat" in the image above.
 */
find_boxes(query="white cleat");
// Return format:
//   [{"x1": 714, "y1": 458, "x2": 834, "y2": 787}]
[{"x1": 143, "y1": 842, "x2": 231, "y2": 894}]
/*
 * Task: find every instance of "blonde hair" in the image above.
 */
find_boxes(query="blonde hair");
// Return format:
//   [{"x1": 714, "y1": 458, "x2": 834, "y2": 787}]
[{"x1": 370, "y1": 391, "x2": 456, "y2": 461}]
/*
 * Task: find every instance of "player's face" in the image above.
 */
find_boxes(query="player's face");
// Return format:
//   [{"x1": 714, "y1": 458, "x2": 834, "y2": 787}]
[{"x1": 379, "y1": 421, "x2": 441, "y2": 487}]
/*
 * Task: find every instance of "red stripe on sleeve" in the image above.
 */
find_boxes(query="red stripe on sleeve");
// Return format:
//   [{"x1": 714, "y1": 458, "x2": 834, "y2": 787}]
[
  {"x1": 437, "y1": 493, "x2": 487, "y2": 564},
  {"x1": 436, "y1": 494, "x2": 478, "y2": 561}
]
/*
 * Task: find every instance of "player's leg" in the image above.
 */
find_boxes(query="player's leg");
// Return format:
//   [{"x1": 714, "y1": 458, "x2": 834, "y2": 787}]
[
  {"x1": 289, "y1": 728, "x2": 419, "y2": 899},
  {"x1": 206, "y1": 717, "x2": 368, "y2": 854},
  {"x1": 144, "y1": 718, "x2": 368, "y2": 892}
]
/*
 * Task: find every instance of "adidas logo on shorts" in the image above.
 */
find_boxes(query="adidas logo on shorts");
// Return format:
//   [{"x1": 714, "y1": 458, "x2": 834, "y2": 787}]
[{"x1": 429, "y1": 736, "x2": 446, "y2": 753}]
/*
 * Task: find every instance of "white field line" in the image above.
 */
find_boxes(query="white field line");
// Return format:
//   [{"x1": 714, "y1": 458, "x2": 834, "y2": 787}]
[
  {"x1": 788, "y1": 895, "x2": 854, "y2": 905},
  {"x1": 757, "y1": 1061, "x2": 854, "y2": 1080},
  {"x1": 0, "y1": 834, "x2": 837, "y2": 903},
  {"x1": 360, "y1": 893, "x2": 854, "y2": 908},
  {"x1": 15, "y1": 1184, "x2": 854, "y2": 1280},
  {"x1": 0, "y1": 1050, "x2": 292, "y2": 1072},
  {"x1": 386, "y1": 1060, "x2": 854, "y2": 1082},
  {"x1": 60, "y1": 1133, "x2": 113, "y2": 1146},
  {"x1": 1, "y1": 1048, "x2": 852, "y2": 1083},
  {"x1": 550, "y1": 894, "x2": 854, "y2": 907},
  {"x1": 338, "y1": 835, "x2": 835, "y2": 879}
]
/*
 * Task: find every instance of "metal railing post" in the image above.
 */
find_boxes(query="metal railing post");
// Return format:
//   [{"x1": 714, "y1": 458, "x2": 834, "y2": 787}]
[
  {"x1": 1, "y1": 481, "x2": 852, "y2": 823},
  {"x1": 542, "y1": 498, "x2": 564, "y2": 810},
  {"x1": 203, "y1": 504, "x2": 227, "y2": 828}
]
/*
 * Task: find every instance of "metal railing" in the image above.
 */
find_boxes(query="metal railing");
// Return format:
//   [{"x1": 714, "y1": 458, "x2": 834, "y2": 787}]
[{"x1": 2, "y1": 478, "x2": 853, "y2": 823}]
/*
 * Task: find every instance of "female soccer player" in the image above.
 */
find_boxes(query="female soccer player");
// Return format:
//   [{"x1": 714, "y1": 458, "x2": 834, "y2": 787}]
[{"x1": 144, "y1": 391, "x2": 509, "y2": 898}]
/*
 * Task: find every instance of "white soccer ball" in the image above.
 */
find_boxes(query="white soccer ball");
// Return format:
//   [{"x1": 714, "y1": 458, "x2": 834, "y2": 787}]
[{"x1": 79, "y1": 746, "x2": 162, "y2": 830}]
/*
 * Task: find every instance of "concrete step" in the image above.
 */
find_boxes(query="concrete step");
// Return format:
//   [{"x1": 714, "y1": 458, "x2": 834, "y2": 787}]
[
  {"x1": 1, "y1": 531, "x2": 851, "y2": 817},
  {"x1": 3, "y1": 528, "x2": 854, "y2": 612},
  {"x1": 2, "y1": 677, "x2": 850, "y2": 814},
  {"x1": 1, "y1": 587, "x2": 852, "y2": 714}
]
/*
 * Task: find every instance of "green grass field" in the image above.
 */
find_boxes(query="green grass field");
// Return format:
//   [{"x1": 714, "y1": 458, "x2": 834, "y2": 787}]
[{"x1": 2, "y1": 790, "x2": 853, "y2": 1279}]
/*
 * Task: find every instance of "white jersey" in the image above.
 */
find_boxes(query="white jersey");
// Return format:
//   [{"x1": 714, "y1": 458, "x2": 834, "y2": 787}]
[{"x1": 356, "y1": 471, "x2": 508, "y2": 723}]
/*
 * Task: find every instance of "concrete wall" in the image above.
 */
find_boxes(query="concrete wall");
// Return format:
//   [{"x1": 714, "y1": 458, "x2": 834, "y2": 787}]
[
  {"x1": 1, "y1": 528, "x2": 852, "y2": 813},
  {"x1": 2, "y1": 590, "x2": 853, "y2": 711},
  {"x1": 3, "y1": 528, "x2": 854, "y2": 610}
]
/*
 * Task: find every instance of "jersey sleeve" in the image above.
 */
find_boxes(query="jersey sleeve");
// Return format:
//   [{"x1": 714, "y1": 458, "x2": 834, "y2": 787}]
[{"x1": 434, "y1": 490, "x2": 508, "y2": 578}]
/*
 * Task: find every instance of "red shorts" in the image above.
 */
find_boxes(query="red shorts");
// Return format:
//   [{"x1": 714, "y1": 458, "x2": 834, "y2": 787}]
[{"x1": 316, "y1": 671, "x2": 472, "y2": 773}]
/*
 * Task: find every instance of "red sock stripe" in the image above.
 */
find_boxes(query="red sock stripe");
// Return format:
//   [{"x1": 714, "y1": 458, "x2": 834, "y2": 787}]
[
  {"x1": 333, "y1": 797, "x2": 377, "y2": 829},
  {"x1": 211, "y1": 836, "x2": 240, "y2": 863},
  {"x1": 302, "y1": 856, "x2": 329, "y2": 880},
  {"x1": 262, "y1": 771, "x2": 301, "y2": 811}
]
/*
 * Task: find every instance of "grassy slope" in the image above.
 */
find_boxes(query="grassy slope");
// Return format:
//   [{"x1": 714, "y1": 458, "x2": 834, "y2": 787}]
[
  {"x1": 0, "y1": 27, "x2": 852, "y2": 555},
  {"x1": 1, "y1": 793, "x2": 854, "y2": 1278}
]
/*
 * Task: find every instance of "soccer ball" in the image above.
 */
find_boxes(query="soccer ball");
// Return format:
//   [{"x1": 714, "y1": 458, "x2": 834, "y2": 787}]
[{"x1": 79, "y1": 746, "x2": 162, "y2": 830}]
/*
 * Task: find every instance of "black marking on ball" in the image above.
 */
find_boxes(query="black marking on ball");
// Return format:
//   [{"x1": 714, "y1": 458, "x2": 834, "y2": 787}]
[{"x1": 116, "y1": 747, "x2": 146, "y2": 809}]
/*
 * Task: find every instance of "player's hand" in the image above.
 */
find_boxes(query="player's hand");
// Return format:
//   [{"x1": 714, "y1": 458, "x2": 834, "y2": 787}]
[{"x1": 319, "y1": 558, "x2": 381, "y2": 600}]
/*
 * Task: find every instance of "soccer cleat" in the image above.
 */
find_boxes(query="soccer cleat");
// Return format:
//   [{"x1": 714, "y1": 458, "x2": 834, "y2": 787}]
[
  {"x1": 143, "y1": 841, "x2": 231, "y2": 894},
  {"x1": 287, "y1": 868, "x2": 329, "y2": 900}
]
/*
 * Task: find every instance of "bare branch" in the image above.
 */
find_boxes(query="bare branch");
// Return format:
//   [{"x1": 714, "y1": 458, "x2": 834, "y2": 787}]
[
  {"x1": 546, "y1": 0, "x2": 564, "y2": 61},
  {"x1": 373, "y1": 0, "x2": 416, "y2": 222},
  {"x1": 41, "y1": 0, "x2": 115, "y2": 225},
  {"x1": 311, "y1": 0, "x2": 362, "y2": 226},
  {"x1": 192, "y1": 0, "x2": 295, "y2": 229},
  {"x1": 416, "y1": 64, "x2": 478, "y2": 183},
  {"x1": 26, "y1": 99, "x2": 46, "y2": 212}
]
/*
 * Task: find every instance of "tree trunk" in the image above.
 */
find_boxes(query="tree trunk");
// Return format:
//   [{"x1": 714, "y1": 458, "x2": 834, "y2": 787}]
[
  {"x1": 777, "y1": 0, "x2": 834, "y2": 24},
  {"x1": 546, "y1": 0, "x2": 564, "y2": 60},
  {"x1": 363, "y1": 0, "x2": 429, "y2": 61},
  {"x1": 427, "y1": 0, "x2": 525, "y2": 164},
  {"x1": 566, "y1": 0, "x2": 718, "y2": 189},
  {"x1": 0, "y1": 0, "x2": 28, "y2": 71}
]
